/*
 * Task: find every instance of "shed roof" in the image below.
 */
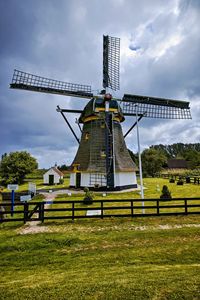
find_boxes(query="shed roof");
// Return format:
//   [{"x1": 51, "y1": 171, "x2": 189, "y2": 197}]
[
  {"x1": 167, "y1": 159, "x2": 188, "y2": 169},
  {"x1": 45, "y1": 167, "x2": 64, "y2": 176}
]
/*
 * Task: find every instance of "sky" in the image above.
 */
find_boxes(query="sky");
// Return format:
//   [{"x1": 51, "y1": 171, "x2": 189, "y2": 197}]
[{"x1": 0, "y1": 0, "x2": 200, "y2": 168}]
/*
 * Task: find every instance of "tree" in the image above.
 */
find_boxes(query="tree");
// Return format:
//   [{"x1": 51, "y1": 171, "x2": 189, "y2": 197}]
[
  {"x1": 150, "y1": 143, "x2": 200, "y2": 169},
  {"x1": 0, "y1": 151, "x2": 38, "y2": 185},
  {"x1": 142, "y1": 148, "x2": 167, "y2": 177},
  {"x1": 183, "y1": 149, "x2": 200, "y2": 169},
  {"x1": 58, "y1": 164, "x2": 70, "y2": 171}
]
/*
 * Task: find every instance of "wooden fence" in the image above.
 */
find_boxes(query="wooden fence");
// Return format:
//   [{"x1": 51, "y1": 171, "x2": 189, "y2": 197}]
[
  {"x1": 1, "y1": 198, "x2": 200, "y2": 224},
  {"x1": 161, "y1": 174, "x2": 200, "y2": 184}
]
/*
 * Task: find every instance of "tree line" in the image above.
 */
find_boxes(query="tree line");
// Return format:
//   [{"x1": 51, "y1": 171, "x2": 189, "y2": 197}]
[
  {"x1": 0, "y1": 143, "x2": 200, "y2": 185},
  {"x1": 129, "y1": 143, "x2": 200, "y2": 177}
]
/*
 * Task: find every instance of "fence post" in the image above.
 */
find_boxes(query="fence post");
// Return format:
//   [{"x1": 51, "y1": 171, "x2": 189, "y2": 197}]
[
  {"x1": 156, "y1": 200, "x2": 160, "y2": 215},
  {"x1": 101, "y1": 201, "x2": 104, "y2": 219},
  {"x1": 72, "y1": 202, "x2": 75, "y2": 221},
  {"x1": 24, "y1": 201, "x2": 29, "y2": 224},
  {"x1": 131, "y1": 200, "x2": 134, "y2": 217},
  {"x1": 39, "y1": 202, "x2": 45, "y2": 223},
  {"x1": 42, "y1": 202, "x2": 45, "y2": 222},
  {"x1": 184, "y1": 199, "x2": 188, "y2": 215}
]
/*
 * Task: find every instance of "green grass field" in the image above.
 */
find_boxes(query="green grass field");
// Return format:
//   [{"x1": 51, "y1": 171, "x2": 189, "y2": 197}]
[
  {"x1": 2, "y1": 176, "x2": 70, "y2": 192},
  {"x1": 0, "y1": 178, "x2": 200, "y2": 300}
]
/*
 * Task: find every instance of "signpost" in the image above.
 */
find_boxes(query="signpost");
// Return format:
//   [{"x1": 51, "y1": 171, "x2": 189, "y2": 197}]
[{"x1": 7, "y1": 184, "x2": 19, "y2": 216}]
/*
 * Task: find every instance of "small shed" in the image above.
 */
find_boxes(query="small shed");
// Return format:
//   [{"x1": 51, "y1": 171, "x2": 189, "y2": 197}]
[{"x1": 43, "y1": 167, "x2": 64, "y2": 185}]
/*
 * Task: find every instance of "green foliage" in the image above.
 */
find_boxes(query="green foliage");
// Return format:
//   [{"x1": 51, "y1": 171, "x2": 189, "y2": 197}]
[
  {"x1": 169, "y1": 177, "x2": 175, "y2": 183},
  {"x1": 83, "y1": 187, "x2": 94, "y2": 204},
  {"x1": 25, "y1": 169, "x2": 46, "y2": 179},
  {"x1": 160, "y1": 185, "x2": 172, "y2": 200},
  {"x1": 177, "y1": 176, "x2": 184, "y2": 185},
  {"x1": 59, "y1": 178, "x2": 64, "y2": 184},
  {"x1": 0, "y1": 151, "x2": 38, "y2": 185},
  {"x1": 57, "y1": 164, "x2": 70, "y2": 171},
  {"x1": 151, "y1": 143, "x2": 200, "y2": 157},
  {"x1": 151, "y1": 143, "x2": 200, "y2": 169},
  {"x1": 183, "y1": 149, "x2": 200, "y2": 169},
  {"x1": 186, "y1": 176, "x2": 191, "y2": 183},
  {"x1": 142, "y1": 148, "x2": 167, "y2": 177}
]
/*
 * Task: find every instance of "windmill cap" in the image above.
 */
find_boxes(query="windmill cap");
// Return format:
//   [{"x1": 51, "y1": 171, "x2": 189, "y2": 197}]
[{"x1": 79, "y1": 98, "x2": 125, "y2": 123}]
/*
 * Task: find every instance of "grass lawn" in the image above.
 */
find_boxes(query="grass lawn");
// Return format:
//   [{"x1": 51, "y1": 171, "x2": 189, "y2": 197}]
[
  {"x1": 0, "y1": 177, "x2": 200, "y2": 299},
  {"x1": 2, "y1": 176, "x2": 70, "y2": 193},
  {"x1": 44, "y1": 177, "x2": 200, "y2": 219},
  {"x1": 142, "y1": 177, "x2": 200, "y2": 198},
  {"x1": 0, "y1": 216, "x2": 200, "y2": 300}
]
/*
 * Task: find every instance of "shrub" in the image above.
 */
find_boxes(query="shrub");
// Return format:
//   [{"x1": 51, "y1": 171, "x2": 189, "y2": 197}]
[
  {"x1": 160, "y1": 185, "x2": 172, "y2": 200},
  {"x1": 83, "y1": 187, "x2": 93, "y2": 205},
  {"x1": 59, "y1": 178, "x2": 64, "y2": 184},
  {"x1": 169, "y1": 177, "x2": 175, "y2": 183},
  {"x1": 177, "y1": 177, "x2": 184, "y2": 185},
  {"x1": 186, "y1": 176, "x2": 190, "y2": 183}
]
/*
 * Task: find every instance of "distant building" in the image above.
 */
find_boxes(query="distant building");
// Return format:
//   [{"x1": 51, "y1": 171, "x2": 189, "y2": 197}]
[
  {"x1": 43, "y1": 167, "x2": 64, "y2": 185},
  {"x1": 167, "y1": 159, "x2": 188, "y2": 169}
]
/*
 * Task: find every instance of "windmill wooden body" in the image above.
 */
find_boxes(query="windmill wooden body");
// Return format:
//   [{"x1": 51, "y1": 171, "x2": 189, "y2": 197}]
[
  {"x1": 10, "y1": 35, "x2": 191, "y2": 190},
  {"x1": 69, "y1": 97, "x2": 137, "y2": 190}
]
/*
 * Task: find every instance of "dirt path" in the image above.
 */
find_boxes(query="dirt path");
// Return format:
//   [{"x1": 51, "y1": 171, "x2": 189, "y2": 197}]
[{"x1": 18, "y1": 191, "x2": 58, "y2": 235}]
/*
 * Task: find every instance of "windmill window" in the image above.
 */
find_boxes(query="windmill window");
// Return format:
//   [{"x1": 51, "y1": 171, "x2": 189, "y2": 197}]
[{"x1": 85, "y1": 132, "x2": 90, "y2": 140}]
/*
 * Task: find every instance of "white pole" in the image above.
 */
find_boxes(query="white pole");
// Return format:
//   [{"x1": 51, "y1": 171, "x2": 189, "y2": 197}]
[
  {"x1": 112, "y1": 113, "x2": 116, "y2": 188},
  {"x1": 135, "y1": 105, "x2": 145, "y2": 214}
]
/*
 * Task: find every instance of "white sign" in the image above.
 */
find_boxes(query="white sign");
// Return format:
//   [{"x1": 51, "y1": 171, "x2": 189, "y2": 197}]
[
  {"x1": 20, "y1": 195, "x2": 32, "y2": 202},
  {"x1": 7, "y1": 184, "x2": 19, "y2": 191},
  {"x1": 86, "y1": 210, "x2": 101, "y2": 216},
  {"x1": 28, "y1": 182, "x2": 36, "y2": 194}
]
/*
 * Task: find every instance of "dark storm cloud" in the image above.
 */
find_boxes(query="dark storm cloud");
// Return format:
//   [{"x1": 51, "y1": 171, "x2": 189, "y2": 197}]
[
  {"x1": 0, "y1": 0, "x2": 199, "y2": 167},
  {"x1": 0, "y1": 1, "x2": 38, "y2": 59}
]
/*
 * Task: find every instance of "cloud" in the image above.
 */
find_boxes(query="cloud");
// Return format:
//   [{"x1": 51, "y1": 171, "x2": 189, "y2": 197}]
[{"x1": 0, "y1": 0, "x2": 199, "y2": 168}]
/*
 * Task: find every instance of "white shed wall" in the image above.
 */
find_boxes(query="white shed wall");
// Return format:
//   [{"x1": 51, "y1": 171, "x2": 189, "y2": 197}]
[{"x1": 43, "y1": 169, "x2": 63, "y2": 184}]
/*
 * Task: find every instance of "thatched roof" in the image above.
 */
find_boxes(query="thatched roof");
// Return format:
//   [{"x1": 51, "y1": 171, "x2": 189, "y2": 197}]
[{"x1": 71, "y1": 120, "x2": 136, "y2": 172}]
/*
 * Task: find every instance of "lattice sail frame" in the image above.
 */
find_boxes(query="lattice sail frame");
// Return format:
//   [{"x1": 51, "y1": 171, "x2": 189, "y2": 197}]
[
  {"x1": 10, "y1": 69, "x2": 93, "y2": 98},
  {"x1": 122, "y1": 94, "x2": 191, "y2": 119},
  {"x1": 103, "y1": 35, "x2": 120, "y2": 91}
]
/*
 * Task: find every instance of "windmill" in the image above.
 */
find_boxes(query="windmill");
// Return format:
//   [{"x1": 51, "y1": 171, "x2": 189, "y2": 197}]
[{"x1": 10, "y1": 35, "x2": 191, "y2": 191}]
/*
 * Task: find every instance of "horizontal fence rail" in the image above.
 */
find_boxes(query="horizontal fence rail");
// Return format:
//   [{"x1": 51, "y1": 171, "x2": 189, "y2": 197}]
[
  {"x1": 0, "y1": 198, "x2": 200, "y2": 224},
  {"x1": 160, "y1": 174, "x2": 200, "y2": 184}
]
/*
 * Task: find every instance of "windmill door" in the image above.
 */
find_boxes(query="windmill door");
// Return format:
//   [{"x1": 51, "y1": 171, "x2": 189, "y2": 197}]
[
  {"x1": 49, "y1": 175, "x2": 54, "y2": 185},
  {"x1": 76, "y1": 173, "x2": 81, "y2": 188}
]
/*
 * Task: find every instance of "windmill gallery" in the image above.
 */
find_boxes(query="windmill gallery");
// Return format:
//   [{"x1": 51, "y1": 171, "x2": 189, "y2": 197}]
[{"x1": 10, "y1": 35, "x2": 191, "y2": 191}]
